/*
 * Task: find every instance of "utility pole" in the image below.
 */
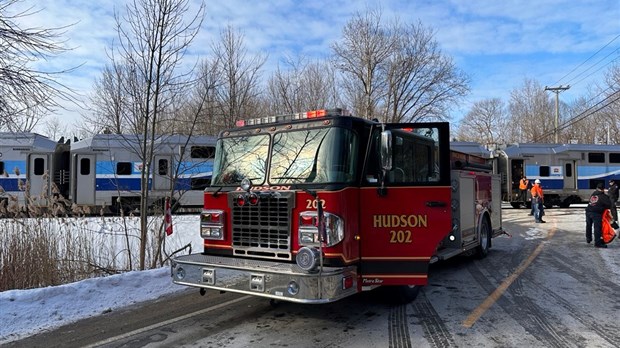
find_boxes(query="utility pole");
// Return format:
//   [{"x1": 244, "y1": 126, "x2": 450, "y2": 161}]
[{"x1": 545, "y1": 85, "x2": 570, "y2": 143}]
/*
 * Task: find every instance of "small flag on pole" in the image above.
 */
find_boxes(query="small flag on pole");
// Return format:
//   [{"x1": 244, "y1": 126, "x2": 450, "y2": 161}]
[{"x1": 164, "y1": 197, "x2": 173, "y2": 236}]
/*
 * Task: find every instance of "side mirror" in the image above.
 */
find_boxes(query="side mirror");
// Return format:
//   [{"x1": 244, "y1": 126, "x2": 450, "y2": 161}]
[{"x1": 380, "y1": 130, "x2": 392, "y2": 171}]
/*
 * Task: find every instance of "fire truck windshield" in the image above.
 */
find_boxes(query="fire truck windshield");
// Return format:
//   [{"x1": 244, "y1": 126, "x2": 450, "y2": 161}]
[{"x1": 211, "y1": 127, "x2": 358, "y2": 186}]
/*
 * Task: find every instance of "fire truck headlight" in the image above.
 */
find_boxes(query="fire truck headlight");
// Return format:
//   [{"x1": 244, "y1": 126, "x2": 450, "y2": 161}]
[
  {"x1": 175, "y1": 267, "x2": 186, "y2": 280},
  {"x1": 201, "y1": 210, "x2": 225, "y2": 240},
  {"x1": 296, "y1": 246, "x2": 320, "y2": 272},
  {"x1": 240, "y1": 178, "x2": 252, "y2": 192},
  {"x1": 324, "y1": 213, "x2": 344, "y2": 247},
  {"x1": 201, "y1": 227, "x2": 224, "y2": 240},
  {"x1": 287, "y1": 281, "x2": 300, "y2": 295},
  {"x1": 298, "y1": 211, "x2": 344, "y2": 247},
  {"x1": 300, "y1": 230, "x2": 318, "y2": 244}
]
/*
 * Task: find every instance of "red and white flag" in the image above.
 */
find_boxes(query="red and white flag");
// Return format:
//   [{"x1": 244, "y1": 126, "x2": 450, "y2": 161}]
[{"x1": 164, "y1": 197, "x2": 173, "y2": 236}]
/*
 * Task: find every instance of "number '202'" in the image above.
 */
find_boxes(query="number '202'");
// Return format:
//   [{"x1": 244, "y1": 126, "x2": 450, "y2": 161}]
[{"x1": 389, "y1": 230, "x2": 412, "y2": 243}]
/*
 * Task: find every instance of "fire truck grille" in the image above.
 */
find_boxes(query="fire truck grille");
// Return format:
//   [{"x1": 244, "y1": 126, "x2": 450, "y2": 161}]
[{"x1": 230, "y1": 191, "x2": 294, "y2": 260}]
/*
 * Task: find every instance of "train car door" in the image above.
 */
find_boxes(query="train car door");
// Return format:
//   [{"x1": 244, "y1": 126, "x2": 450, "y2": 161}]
[
  {"x1": 27, "y1": 154, "x2": 48, "y2": 197},
  {"x1": 562, "y1": 160, "x2": 577, "y2": 190},
  {"x1": 74, "y1": 154, "x2": 96, "y2": 205},
  {"x1": 152, "y1": 155, "x2": 172, "y2": 191},
  {"x1": 510, "y1": 159, "x2": 524, "y2": 196}
]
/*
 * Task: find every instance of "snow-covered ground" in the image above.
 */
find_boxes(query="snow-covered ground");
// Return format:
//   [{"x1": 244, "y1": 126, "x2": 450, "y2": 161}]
[{"x1": 0, "y1": 215, "x2": 202, "y2": 345}]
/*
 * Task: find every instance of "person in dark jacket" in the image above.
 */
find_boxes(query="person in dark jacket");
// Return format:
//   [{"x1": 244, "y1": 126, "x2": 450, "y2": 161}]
[
  {"x1": 608, "y1": 179, "x2": 618, "y2": 224},
  {"x1": 585, "y1": 183, "x2": 612, "y2": 248}
]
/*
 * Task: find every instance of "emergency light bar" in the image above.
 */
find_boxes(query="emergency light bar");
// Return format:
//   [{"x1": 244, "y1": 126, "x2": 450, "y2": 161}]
[{"x1": 235, "y1": 108, "x2": 350, "y2": 127}]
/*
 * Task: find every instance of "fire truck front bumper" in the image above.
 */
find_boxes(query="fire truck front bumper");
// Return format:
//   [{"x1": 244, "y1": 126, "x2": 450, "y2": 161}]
[{"x1": 171, "y1": 254, "x2": 359, "y2": 304}]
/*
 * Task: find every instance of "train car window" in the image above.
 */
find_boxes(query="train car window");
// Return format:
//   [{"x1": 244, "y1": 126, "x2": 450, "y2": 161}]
[
  {"x1": 80, "y1": 158, "x2": 90, "y2": 175},
  {"x1": 158, "y1": 159, "x2": 168, "y2": 175},
  {"x1": 610, "y1": 153, "x2": 620, "y2": 163},
  {"x1": 565, "y1": 163, "x2": 572, "y2": 177},
  {"x1": 191, "y1": 146, "x2": 215, "y2": 159},
  {"x1": 539, "y1": 166, "x2": 550, "y2": 177},
  {"x1": 0, "y1": 161, "x2": 4, "y2": 175},
  {"x1": 34, "y1": 158, "x2": 45, "y2": 175},
  {"x1": 588, "y1": 153, "x2": 605, "y2": 163},
  {"x1": 117, "y1": 162, "x2": 132, "y2": 175}
]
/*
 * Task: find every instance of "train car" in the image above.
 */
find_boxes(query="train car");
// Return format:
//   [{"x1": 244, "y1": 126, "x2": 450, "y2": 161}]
[
  {"x1": 0, "y1": 133, "x2": 68, "y2": 212},
  {"x1": 0, "y1": 132, "x2": 215, "y2": 216},
  {"x1": 69, "y1": 134, "x2": 216, "y2": 213},
  {"x1": 497, "y1": 143, "x2": 620, "y2": 208}
]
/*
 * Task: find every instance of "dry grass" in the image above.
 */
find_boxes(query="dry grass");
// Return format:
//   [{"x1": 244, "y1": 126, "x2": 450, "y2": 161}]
[
  {"x1": 0, "y1": 218, "x2": 95, "y2": 291},
  {"x1": 0, "y1": 187, "x2": 167, "y2": 291}
]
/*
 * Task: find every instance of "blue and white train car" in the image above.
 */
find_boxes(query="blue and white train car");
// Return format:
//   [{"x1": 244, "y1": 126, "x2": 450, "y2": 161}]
[
  {"x1": 497, "y1": 143, "x2": 620, "y2": 208},
  {"x1": 69, "y1": 134, "x2": 215, "y2": 213},
  {"x1": 0, "y1": 133, "x2": 69, "y2": 212}
]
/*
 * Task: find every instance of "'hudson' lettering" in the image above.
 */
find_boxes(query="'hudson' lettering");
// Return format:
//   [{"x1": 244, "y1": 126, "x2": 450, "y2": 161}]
[{"x1": 372, "y1": 214, "x2": 428, "y2": 228}]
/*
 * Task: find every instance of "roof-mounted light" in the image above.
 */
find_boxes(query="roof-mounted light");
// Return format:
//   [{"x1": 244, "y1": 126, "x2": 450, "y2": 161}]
[{"x1": 235, "y1": 108, "x2": 350, "y2": 127}]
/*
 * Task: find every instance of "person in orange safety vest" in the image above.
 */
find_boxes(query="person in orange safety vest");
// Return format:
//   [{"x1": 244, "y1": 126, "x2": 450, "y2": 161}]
[
  {"x1": 531, "y1": 179, "x2": 545, "y2": 223},
  {"x1": 519, "y1": 175, "x2": 529, "y2": 206}
]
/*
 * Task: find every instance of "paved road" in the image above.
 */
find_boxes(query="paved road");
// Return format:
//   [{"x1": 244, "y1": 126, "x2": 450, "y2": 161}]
[{"x1": 8, "y1": 207, "x2": 620, "y2": 347}]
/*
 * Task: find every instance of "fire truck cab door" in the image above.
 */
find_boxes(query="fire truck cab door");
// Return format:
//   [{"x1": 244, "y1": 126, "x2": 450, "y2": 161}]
[{"x1": 359, "y1": 122, "x2": 452, "y2": 287}]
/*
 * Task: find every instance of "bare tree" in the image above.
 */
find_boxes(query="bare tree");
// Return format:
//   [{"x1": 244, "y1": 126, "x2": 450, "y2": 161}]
[
  {"x1": 599, "y1": 64, "x2": 620, "y2": 144},
  {"x1": 108, "y1": 0, "x2": 205, "y2": 270},
  {"x1": 383, "y1": 21, "x2": 469, "y2": 123},
  {"x1": 212, "y1": 25, "x2": 266, "y2": 129},
  {"x1": 84, "y1": 61, "x2": 132, "y2": 134},
  {"x1": 507, "y1": 78, "x2": 555, "y2": 143},
  {"x1": 455, "y1": 98, "x2": 508, "y2": 144},
  {"x1": 177, "y1": 56, "x2": 222, "y2": 135},
  {"x1": 266, "y1": 56, "x2": 341, "y2": 115},
  {"x1": 0, "y1": 0, "x2": 77, "y2": 132},
  {"x1": 41, "y1": 115, "x2": 68, "y2": 141},
  {"x1": 332, "y1": 9, "x2": 468, "y2": 122},
  {"x1": 562, "y1": 95, "x2": 597, "y2": 143},
  {"x1": 331, "y1": 8, "x2": 393, "y2": 119}
]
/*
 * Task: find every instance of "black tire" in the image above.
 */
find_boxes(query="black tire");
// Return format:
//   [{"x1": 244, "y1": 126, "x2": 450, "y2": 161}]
[
  {"x1": 475, "y1": 217, "x2": 491, "y2": 259},
  {"x1": 510, "y1": 202, "x2": 522, "y2": 209},
  {"x1": 544, "y1": 203, "x2": 553, "y2": 209},
  {"x1": 386, "y1": 285, "x2": 421, "y2": 304}
]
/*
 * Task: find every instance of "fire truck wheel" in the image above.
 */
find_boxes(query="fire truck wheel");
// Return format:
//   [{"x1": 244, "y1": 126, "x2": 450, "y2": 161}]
[
  {"x1": 475, "y1": 217, "x2": 491, "y2": 259},
  {"x1": 383, "y1": 285, "x2": 421, "y2": 304}
]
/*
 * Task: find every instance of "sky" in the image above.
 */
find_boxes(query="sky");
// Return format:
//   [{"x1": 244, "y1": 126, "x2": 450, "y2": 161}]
[{"x1": 8, "y1": 0, "x2": 620, "y2": 134}]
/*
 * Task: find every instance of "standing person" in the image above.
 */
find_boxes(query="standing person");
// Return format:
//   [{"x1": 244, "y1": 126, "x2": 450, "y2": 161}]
[
  {"x1": 531, "y1": 179, "x2": 545, "y2": 223},
  {"x1": 608, "y1": 179, "x2": 618, "y2": 225},
  {"x1": 519, "y1": 175, "x2": 529, "y2": 207},
  {"x1": 585, "y1": 183, "x2": 612, "y2": 248}
]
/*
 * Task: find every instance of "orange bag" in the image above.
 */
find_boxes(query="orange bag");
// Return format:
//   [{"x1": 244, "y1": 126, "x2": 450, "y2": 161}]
[{"x1": 602, "y1": 209, "x2": 617, "y2": 244}]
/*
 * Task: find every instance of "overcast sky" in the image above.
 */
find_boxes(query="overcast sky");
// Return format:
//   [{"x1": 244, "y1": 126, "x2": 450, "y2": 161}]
[{"x1": 10, "y1": 0, "x2": 620, "y2": 134}]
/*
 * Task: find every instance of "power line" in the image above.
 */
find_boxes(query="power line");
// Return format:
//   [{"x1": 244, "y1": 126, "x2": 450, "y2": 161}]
[
  {"x1": 564, "y1": 46, "x2": 620, "y2": 87},
  {"x1": 534, "y1": 90, "x2": 620, "y2": 142},
  {"x1": 552, "y1": 33, "x2": 620, "y2": 86}
]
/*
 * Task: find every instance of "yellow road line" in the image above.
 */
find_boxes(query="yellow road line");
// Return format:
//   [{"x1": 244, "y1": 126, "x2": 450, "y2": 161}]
[{"x1": 462, "y1": 225, "x2": 557, "y2": 328}]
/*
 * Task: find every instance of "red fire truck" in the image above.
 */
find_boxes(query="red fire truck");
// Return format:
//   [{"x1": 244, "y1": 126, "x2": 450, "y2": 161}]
[{"x1": 171, "y1": 109, "x2": 504, "y2": 303}]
